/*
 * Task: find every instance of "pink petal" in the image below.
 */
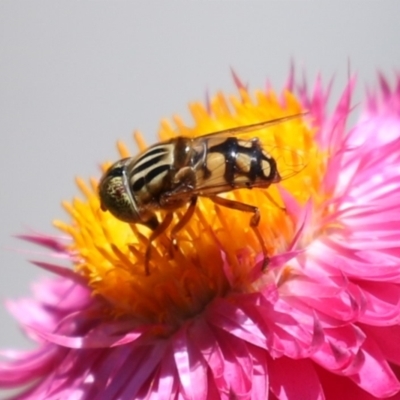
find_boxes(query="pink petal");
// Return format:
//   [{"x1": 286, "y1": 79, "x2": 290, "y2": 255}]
[
  {"x1": 349, "y1": 336, "x2": 400, "y2": 397},
  {"x1": 269, "y1": 357, "x2": 324, "y2": 400},
  {"x1": 361, "y1": 325, "x2": 400, "y2": 366},
  {"x1": 173, "y1": 327, "x2": 208, "y2": 400},
  {"x1": 29, "y1": 322, "x2": 152, "y2": 349}
]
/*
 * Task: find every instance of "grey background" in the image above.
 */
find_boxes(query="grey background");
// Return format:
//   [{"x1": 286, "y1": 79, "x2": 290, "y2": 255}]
[{"x1": 0, "y1": 1, "x2": 399, "y2": 396}]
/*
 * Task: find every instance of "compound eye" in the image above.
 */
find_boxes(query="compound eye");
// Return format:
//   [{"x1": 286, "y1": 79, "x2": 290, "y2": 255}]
[
  {"x1": 98, "y1": 160, "x2": 141, "y2": 223},
  {"x1": 106, "y1": 166, "x2": 124, "y2": 179}
]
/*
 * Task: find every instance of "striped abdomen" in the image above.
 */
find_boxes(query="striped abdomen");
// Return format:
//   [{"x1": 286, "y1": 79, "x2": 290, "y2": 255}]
[{"x1": 193, "y1": 136, "x2": 280, "y2": 195}]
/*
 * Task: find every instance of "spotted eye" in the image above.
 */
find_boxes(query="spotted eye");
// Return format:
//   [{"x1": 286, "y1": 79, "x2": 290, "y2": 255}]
[
  {"x1": 106, "y1": 166, "x2": 124, "y2": 179},
  {"x1": 98, "y1": 160, "x2": 141, "y2": 223}
]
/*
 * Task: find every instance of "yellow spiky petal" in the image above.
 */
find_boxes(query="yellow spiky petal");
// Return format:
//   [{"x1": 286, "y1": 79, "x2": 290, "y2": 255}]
[{"x1": 54, "y1": 88, "x2": 323, "y2": 325}]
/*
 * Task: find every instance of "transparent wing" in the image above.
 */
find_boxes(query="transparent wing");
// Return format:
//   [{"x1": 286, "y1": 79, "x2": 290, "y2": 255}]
[
  {"x1": 163, "y1": 146, "x2": 306, "y2": 202},
  {"x1": 196, "y1": 112, "x2": 308, "y2": 139},
  {"x1": 161, "y1": 112, "x2": 308, "y2": 202}
]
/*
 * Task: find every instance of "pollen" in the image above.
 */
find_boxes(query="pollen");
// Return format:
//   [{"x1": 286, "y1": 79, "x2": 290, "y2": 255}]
[{"x1": 54, "y1": 87, "x2": 324, "y2": 325}]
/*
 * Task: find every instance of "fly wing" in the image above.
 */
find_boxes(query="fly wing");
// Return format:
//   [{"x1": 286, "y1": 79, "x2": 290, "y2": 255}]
[
  {"x1": 195, "y1": 112, "x2": 308, "y2": 139},
  {"x1": 161, "y1": 112, "x2": 308, "y2": 203},
  {"x1": 160, "y1": 150, "x2": 306, "y2": 206}
]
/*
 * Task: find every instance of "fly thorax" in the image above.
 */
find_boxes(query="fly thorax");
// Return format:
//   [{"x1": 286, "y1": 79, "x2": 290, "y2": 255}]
[{"x1": 128, "y1": 143, "x2": 174, "y2": 206}]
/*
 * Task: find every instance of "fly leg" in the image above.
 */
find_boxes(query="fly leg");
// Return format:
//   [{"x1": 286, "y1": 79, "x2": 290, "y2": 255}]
[
  {"x1": 141, "y1": 212, "x2": 173, "y2": 275},
  {"x1": 208, "y1": 195, "x2": 269, "y2": 270},
  {"x1": 159, "y1": 167, "x2": 198, "y2": 256},
  {"x1": 169, "y1": 197, "x2": 197, "y2": 254}
]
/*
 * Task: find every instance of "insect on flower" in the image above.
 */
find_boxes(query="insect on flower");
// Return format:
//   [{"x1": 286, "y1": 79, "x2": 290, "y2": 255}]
[{"x1": 98, "y1": 113, "x2": 307, "y2": 274}]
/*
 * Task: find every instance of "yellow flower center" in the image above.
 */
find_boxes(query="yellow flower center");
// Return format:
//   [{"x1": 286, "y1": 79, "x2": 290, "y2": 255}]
[{"x1": 54, "y1": 88, "x2": 325, "y2": 326}]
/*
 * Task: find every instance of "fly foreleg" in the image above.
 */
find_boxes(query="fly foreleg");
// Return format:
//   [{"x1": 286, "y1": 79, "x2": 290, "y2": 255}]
[
  {"x1": 169, "y1": 196, "x2": 197, "y2": 250},
  {"x1": 143, "y1": 212, "x2": 173, "y2": 275},
  {"x1": 159, "y1": 167, "x2": 198, "y2": 256}
]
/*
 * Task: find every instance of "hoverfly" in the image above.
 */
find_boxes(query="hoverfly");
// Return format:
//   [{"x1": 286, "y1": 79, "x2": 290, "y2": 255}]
[{"x1": 99, "y1": 113, "x2": 307, "y2": 274}]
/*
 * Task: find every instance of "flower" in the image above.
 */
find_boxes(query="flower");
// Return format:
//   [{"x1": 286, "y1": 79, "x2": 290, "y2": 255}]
[{"x1": 2, "y1": 71, "x2": 400, "y2": 399}]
